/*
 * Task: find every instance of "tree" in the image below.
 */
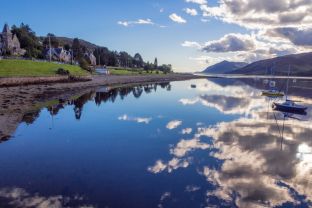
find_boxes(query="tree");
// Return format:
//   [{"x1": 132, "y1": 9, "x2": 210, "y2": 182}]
[
  {"x1": 134, "y1": 53, "x2": 144, "y2": 68},
  {"x1": 119, "y1": 51, "x2": 133, "y2": 67},
  {"x1": 43, "y1": 33, "x2": 60, "y2": 48},
  {"x1": 11, "y1": 23, "x2": 42, "y2": 58},
  {"x1": 79, "y1": 58, "x2": 90, "y2": 71},
  {"x1": 154, "y1": 58, "x2": 158, "y2": 69},
  {"x1": 72, "y1": 38, "x2": 83, "y2": 60},
  {"x1": 159, "y1": 64, "x2": 172, "y2": 74}
]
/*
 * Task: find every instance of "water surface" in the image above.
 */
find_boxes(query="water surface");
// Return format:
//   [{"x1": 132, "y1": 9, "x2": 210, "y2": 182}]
[{"x1": 0, "y1": 78, "x2": 312, "y2": 208}]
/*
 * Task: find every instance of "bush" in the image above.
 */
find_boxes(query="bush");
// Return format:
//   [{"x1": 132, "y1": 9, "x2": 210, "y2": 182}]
[
  {"x1": 56, "y1": 68, "x2": 70, "y2": 75},
  {"x1": 79, "y1": 58, "x2": 90, "y2": 71}
]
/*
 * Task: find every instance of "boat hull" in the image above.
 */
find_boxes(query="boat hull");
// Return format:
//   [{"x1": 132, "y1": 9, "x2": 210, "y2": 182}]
[
  {"x1": 262, "y1": 91, "x2": 284, "y2": 97},
  {"x1": 273, "y1": 102, "x2": 307, "y2": 114}
]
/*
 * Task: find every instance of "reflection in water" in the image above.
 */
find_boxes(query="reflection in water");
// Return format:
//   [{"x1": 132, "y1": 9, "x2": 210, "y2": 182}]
[
  {"x1": 3, "y1": 82, "x2": 172, "y2": 139},
  {"x1": 0, "y1": 78, "x2": 312, "y2": 207},
  {"x1": 0, "y1": 187, "x2": 94, "y2": 208},
  {"x1": 150, "y1": 78, "x2": 312, "y2": 208}
]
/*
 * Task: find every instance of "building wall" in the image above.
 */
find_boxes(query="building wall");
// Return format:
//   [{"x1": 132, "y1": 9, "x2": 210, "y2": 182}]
[{"x1": 0, "y1": 24, "x2": 25, "y2": 56}]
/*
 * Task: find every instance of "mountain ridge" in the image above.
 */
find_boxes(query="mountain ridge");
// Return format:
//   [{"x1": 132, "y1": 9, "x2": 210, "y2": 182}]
[
  {"x1": 202, "y1": 60, "x2": 248, "y2": 74},
  {"x1": 229, "y1": 52, "x2": 312, "y2": 76}
]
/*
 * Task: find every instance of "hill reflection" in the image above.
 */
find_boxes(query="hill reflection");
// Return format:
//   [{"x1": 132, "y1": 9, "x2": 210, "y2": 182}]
[{"x1": 1, "y1": 82, "x2": 171, "y2": 142}]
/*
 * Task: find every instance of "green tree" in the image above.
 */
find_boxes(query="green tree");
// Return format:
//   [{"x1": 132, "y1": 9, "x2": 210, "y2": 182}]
[
  {"x1": 154, "y1": 58, "x2": 158, "y2": 69},
  {"x1": 11, "y1": 23, "x2": 42, "y2": 58},
  {"x1": 43, "y1": 33, "x2": 60, "y2": 48},
  {"x1": 72, "y1": 38, "x2": 83, "y2": 60},
  {"x1": 134, "y1": 53, "x2": 144, "y2": 68},
  {"x1": 79, "y1": 58, "x2": 90, "y2": 71}
]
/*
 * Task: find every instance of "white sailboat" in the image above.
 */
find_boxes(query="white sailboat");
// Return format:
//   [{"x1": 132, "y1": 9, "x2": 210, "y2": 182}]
[{"x1": 273, "y1": 65, "x2": 307, "y2": 114}]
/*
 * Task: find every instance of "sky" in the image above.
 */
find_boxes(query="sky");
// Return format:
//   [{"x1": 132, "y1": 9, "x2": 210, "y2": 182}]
[{"x1": 1, "y1": 0, "x2": 312, "y2": 72}]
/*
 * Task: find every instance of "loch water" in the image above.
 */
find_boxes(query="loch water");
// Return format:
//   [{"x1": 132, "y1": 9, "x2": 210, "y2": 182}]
[{"x1": 0, "y1": 78, "x2": 312, "y2": 208}]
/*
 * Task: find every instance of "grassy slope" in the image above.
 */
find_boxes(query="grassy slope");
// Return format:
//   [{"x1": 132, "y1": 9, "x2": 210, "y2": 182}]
[
  {"x1": 108, "y1": 67, "x2": 164, "y2": 76},
  {"x1": 0, "y1": 59, "x2": 88, "y2": 77}
]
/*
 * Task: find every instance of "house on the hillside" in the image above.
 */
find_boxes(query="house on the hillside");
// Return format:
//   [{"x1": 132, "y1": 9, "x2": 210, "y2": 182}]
[
  {"x1": 44, "y1": 47, "x2": 72, "y2": 63},
  {"x1": 0, "y1": 24, "x2": 26, "y2": 56},
  {"x1": 84, "y1": 52, "x2": 96, "y2": 66}
]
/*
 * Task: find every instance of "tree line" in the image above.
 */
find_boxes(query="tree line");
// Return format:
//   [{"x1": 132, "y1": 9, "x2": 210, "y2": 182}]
[{"x1": 9, "y1": 23, "x2": 172, "y2": 73}]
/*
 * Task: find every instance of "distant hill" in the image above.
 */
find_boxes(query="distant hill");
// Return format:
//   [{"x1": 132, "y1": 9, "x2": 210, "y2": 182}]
[
  {"x1": 56, "y1": 37, "x2": 98, "y2": 51},
  {"x1": 39, "y1": 36, "x2": 98, "y2": 51},
  {"x1": 230, "y1": 52, "x2": 312, "y2": 76},
  {"x1": 202, "y1": 61, "x2": 248, "y2": 74}
]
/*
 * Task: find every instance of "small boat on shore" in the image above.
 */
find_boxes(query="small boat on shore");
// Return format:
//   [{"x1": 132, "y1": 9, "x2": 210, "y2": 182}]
[
  {"x1": 262, "y1": 89, "x2": 284, "y2": 97},
  {"x1": 261, "y1": 66, "x2": 284, "y2": 97}
]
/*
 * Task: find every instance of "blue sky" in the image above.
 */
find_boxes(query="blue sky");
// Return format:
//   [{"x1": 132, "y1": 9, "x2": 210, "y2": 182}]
[{"x1": 1, "y1": 0, "x2": 311, "y2": 72}]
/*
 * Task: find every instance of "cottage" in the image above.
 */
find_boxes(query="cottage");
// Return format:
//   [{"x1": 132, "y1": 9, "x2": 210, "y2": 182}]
[
  {"x1": 0, "y1": 24, "x2": 26, "y2": 56},
  {"x1": 44, "y1": 47, "x2": 72, "y2": 63},
  {"x1": 84, "y1": 52, "x2": 96, "y2": 66}
]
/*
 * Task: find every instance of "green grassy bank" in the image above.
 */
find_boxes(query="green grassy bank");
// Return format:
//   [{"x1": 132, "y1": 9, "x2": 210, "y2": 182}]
[
  {"x1": 0, "y1": 59, "x2": 88, "y2": 77},
  {"x1": 108, "y1": 67, "x2": 165, "y2": 76}
]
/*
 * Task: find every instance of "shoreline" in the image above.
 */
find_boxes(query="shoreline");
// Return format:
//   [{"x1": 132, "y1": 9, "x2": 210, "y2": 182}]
[{"x1": 0, "y1": 74, "x2": 204, "y2": 140}]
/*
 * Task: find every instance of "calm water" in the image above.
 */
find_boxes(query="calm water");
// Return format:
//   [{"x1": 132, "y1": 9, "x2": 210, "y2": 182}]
[{"x1": 1, "y1": 78, "x2": 312, "y2": 208}]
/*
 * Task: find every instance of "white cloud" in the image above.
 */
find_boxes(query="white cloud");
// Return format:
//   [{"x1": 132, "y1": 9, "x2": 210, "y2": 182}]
[
  {"x1": 200, "y1": 0, "x2": 312, "y2": 29},
  {"x1": 117, "y1": 21, "x2": 129, "y2": 27},
  {"x1": 169, "y1": 13, "x2": 187, "y2": 24},
  {"x1": 266, "y1": 27, "x2": 312, "y2": 46},
  {"x1": 166, "y1": 120, "x2": 182, "y2": 129},
  {"x1": 181, "y1": 41, "x2": 201, "y2": 49},
  {"x1": 184, "y1": 8, "x2": 198, "y2": 16},
  {"x1": 118, "y1": 114, "x2": 152, "y2": 124},
  {"x1": 186, "y1": 0, "x2": 207, "y2": 5},
  {"x1": 117, "y1": 18, "x2": 154, "y2": 27},
  {"x1": 202, "y1": 33, "x2": 256, "y2": 52},
  {"x1": 201, "y1": 18, "x2": 210, "y2": 23}
]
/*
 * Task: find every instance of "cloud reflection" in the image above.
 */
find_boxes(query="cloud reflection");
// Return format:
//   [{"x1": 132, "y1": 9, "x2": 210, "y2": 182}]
[
  {"x1": 166, "y1": 120, "x2": 182, "y2": 130},
  {"x1": 118, "y1": 114, "x2": 152, "y2": 124},
  {"x1": 151, "y1": 79, "x2": 312, "y2": 207},
  {"x1": 0, "y1": 187, "x2": 94, "y2": 208}
]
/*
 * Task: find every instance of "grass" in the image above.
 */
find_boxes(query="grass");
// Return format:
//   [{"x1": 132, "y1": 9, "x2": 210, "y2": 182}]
[
  {"x1": 108, "y1": 67, "x2": 165, "y2": 76},
  {"x1": 0, "y1": 59, "x2": 89, "y2": 77}
]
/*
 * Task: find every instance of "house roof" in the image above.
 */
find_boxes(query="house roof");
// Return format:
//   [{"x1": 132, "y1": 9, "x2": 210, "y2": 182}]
[{"x1": 2, "y1": 24, "x2": 11, "y2": 34}]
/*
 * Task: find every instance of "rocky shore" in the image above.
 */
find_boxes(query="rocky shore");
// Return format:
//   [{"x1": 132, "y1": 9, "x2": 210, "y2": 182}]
[{"x1": 0, "y1": 74, "x2": 204, "y2": 140}]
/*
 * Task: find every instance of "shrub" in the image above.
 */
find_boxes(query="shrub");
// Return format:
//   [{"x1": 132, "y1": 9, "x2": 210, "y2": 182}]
[
  {"x1": 79, "y1": 58, "x2": 90, "y2": 71},
  {"x1": 56, "y1": 68, "x2": 70, "y2": 75}
]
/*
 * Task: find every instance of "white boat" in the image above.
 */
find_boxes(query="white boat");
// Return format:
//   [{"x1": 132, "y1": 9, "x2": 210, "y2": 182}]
[
  {"x1": 273, "y1": 100, "x2": 307, "y2": 114},
  {"x1": 273, "y1": 65, "x2": 307, "y2": 114}
]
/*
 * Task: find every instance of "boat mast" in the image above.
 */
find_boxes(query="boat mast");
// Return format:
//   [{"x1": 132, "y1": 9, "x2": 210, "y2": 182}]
[
  {"x1": 285, "y1": 64, "x2": 291, "y2": 101},
  {"x1": 49, "y1": 35, "x2": 52, "y2": 62}
]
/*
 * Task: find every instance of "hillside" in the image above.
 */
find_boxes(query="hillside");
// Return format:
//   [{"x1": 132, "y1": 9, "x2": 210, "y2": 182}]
[
  {"x1": 230, "y1": 52, "x2": 312, "y2": 76},
  {"x1": 202, "y1": 61, "x2": 247, "y2": 74},
  {"x1": 39, "y1": 36, "x2": 98, "y2": 51}
]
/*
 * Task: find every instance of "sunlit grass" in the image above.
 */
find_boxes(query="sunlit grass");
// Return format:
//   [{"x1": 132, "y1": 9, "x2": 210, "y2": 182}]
[{"x1": 0, "y1": 59, "x2": 89, "y2": 77}]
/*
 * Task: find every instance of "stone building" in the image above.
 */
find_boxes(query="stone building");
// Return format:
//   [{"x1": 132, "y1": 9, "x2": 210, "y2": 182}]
[
  {"x1": 84, "y1": 52, "x2": 97, "y2": 66},
  {"x1": 0, "y1": 24, "x2": 26, "y2": 56},
  {"x1": 44, "y1": 47, "x2": 72, "y2": 63}
]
